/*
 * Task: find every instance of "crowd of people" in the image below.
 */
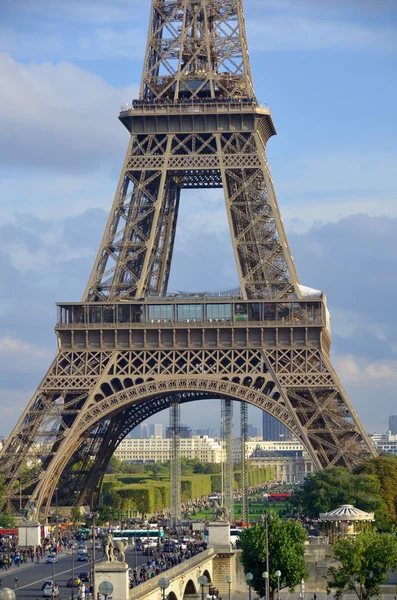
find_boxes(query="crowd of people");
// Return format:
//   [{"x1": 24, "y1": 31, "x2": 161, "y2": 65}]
[{"x1": 129, "y1": 540, "x2": 208, "y2": 588}]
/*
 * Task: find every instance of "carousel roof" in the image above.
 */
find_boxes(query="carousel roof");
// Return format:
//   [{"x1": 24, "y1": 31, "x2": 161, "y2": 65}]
[{"x1": 319, "y1": 504, "x2": 374, "y2": 521}]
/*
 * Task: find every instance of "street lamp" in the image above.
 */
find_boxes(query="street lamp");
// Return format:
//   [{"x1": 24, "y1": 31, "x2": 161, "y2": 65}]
[
  {"x1": 262, "y1": 571, "x2": 269, "y2": 600},
  {"x1": 300, "y1": 579, "x2": 305, "y2": 600},
  {"x1": 225, "y1": 575, "x2": 233, "y2": 600},
  {"x1": 98, "y1": 581, "x2": 114, "y2": 600},
  {"x1": 159, "y1": 577, "x2": 170, "y2": 600},
  {"x1": 246, "y1": 573, "x2": 253, "y2": 600},
  {"x1": 198, "y1": 575, "x2": 208, "y2": 600},
  {"x1": 275, "y1": 570, "x2": 281, "y2": 600},
  {"x1": 0, "y1": 589, "x2": 16, "y2": 600}
]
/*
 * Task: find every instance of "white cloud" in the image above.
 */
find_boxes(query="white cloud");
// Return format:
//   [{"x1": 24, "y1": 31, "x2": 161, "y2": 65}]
[
  {"x1": 0, "y1": 337, "x2": 50, "y2": 358},
  {"x1": 334, "y1": 354, "x2": 397, "y2": 386},
  {"x1": 0, "y1": 53, "x2": 137, "y2": 172}
]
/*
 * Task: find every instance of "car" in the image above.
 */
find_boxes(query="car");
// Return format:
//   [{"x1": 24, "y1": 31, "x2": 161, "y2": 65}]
[
  {"x1": 41, "y1": 580, "x2": 54, "y2": 591},
  {"x1": 67, "y1": 577, "x2": 81, "y2": 588},
  {"x1": 46, "y1": 554, "x2": 58, "y2": 564},
  {"x1": 79, "y1": 572, "x2": 90, "y2": 582},
  {"x1": 43, "y1": 583, "x2": 59, "y2": 597},
  {"x1": 77, "y1": 552, "x2": 88, "y2": 562}
]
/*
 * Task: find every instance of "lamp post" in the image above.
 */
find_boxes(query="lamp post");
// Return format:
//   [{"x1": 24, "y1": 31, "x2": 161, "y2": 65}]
[
  {"x1": 159, "y1": 577, "x2": 170, "y2": 600},
  {"x1": 275, "y1": 570, "x2": 281, "y2": 600},
  {"x1": 89, "y1": 510, "x2": 99, "y2": 600},
  {"x1": 262, "y1": 572, "x2": 269, "y2": 600},
  {"x1": 98, "y1": 581, "x2": 113, "y2": 600},
  {"x1": 246, "y1": 573, "x2": 253, "y2": 600},
  {"x1": 71, "y1": 543, "x2": 75, "y2": 600},
  {"x1": 301, "y1": 579, "x2": 305, "y2": 600},
  {"x1": 225, "y1": 575, "x2": 233, "y2": 600},
  {"x1": 198, "y1": 575, "x2": 208, "y2": 600}
]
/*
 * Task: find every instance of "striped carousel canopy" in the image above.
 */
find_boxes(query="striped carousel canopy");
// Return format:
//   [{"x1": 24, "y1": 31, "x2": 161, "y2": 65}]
[{"x1": 319, "y1": 504, "x2": 374, "y2": 522}]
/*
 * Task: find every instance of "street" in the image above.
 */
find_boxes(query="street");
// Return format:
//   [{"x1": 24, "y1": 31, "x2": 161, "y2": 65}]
[{"x1": 0, "y1": 546, "x2": 147, "y2": 599}]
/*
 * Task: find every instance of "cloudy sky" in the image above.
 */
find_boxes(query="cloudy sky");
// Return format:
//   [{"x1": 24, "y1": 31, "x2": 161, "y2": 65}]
[{"x1": 0, "y1": 0, "x2": 397, "y2": 437}]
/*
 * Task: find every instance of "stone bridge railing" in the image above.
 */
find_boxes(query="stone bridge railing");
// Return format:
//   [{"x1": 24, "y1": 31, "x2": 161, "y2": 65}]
[{"x1": 130, "y1": 548, "x2": 215, "y2": 600}]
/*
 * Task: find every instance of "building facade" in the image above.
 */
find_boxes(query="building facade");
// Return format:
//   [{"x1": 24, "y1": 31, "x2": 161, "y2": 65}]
[
  {"x1": 370, "y1": 431, "x2": 397, "y2": 455},
  {"x1": 389, "y1": 415, "x2": 397, "y2": 436},
  {"x1": 114, "y1": 435, "x2": 223, "y2": 463}
]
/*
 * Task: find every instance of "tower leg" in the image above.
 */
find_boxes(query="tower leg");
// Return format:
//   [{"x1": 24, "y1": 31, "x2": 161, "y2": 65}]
[
  {"x1": 240, "y1": 402, "x2": 248, "y2": 525},
  {"x1": 170, "y1": 399, "x2": 181, "y2": 529},
  {"x1": 221, "y1": 399, "x2": 234, "y2": 523}
]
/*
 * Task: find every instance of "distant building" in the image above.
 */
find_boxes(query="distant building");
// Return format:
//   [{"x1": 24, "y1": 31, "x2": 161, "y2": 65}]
[
  {"x1": 248, "y1": 424, "x2": 258, "y2": 438},
  {"x1": 194, "y1": 428, "x2": 218, "y2": 438},
  {"x1": 166, "y1": 424, "x2": 192, "y2": 438},
  {"x1": 114, "y1": 435, "x2": 223, "y2": 463},
  {"x1": 128, "y1": 424, "x2": 142, "y2": 439},
  {"x1": 262, "y1": 412, "x2": 291, "y2": 441},
  {"x1": 389, "y1": 415, "x2": 397, "y2": 435},
  {"x1": 370, "y1": 431, "x2": 397, "y2": 455}
]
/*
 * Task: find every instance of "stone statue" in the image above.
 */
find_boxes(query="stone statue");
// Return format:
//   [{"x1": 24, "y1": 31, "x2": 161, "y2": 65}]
[
  {"x1": 102, "y1": 532, "x2": 128, "y2": 562},
  {"x1": 215, "y1": 506, "x2": 230, "y2": 522},
  {"x1": 23, "y1": 502, "x2": 38, "y2": 523}
]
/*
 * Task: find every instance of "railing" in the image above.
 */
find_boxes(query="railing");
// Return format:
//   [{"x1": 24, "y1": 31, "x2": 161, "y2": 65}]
[
  {"x1": 56, "y1": 317, "x2": 323, "y2": 329},
  {"x1": 120, "y1": 100, "x2": 269, "y2": 116},
  {"x1": 129, "y1": 547, "x2": 215, "y2": 598}
]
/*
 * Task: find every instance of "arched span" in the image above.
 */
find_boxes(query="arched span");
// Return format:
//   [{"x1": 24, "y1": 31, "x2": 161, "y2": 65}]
[
  {"x1": 202, "y1": 570, "x2": 212, "y2": 584},
  {"x1": 184, "y1": 580, "x2": 197, "y2": 595},
  {"x1": 35, "y1": 375, "x2": 309, "y2": 519}
]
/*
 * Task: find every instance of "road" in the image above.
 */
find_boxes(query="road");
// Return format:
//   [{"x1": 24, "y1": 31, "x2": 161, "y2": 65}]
[{"x1": 0, "y1": 546, "x2": 147, "y2": 599}]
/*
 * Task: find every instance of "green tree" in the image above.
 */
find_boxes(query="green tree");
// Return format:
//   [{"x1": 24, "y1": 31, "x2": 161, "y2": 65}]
[
  {"x1": 0, "y1": 513, "x2": 15, "y2": 528},
  {"x1": 106, "y1": 456, "x2": 124, "y2": 474},
  {"x1": 355, "y1": 457, "x2": 397, "y2": 524},
  {"x1": 327, "y1": 531, "x2": 397, "y2": 600},
  {"x1": 239, "y1": 514, "x2": 308, "y2": 600},
  {"x1": 71, "y1": 506, "x2": 81, "y2": 524},
  {"x1": 291, "y1": 467, "x2": 387, "y2": 524}
]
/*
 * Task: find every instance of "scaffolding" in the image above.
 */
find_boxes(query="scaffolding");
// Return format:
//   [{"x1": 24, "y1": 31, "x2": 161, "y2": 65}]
[
  {"x1": 169, "y1": 399, "x2": 181, "y2": 529},
  {"x1": 240, "y1": 401, "x2": 248, "y2": 525},
  {"x1": 221, "y1": 398, "x2": 234, "y2": 522}
]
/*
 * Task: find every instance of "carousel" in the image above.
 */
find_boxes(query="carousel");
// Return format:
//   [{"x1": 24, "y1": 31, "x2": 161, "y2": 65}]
[{"x1": 319, "y1": 504, "x2": 374, "y2": 541}]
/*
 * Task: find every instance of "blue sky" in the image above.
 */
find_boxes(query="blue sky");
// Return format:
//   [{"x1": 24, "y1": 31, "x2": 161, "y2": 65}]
[{"x1": 0, "y1": 0, "x2": 397, "y2": 436}]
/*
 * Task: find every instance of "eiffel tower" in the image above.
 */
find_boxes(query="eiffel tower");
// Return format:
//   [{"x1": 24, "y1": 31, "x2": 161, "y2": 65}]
[{"x1": 0, "y1": 0, "x2": 376, "y2": 519}]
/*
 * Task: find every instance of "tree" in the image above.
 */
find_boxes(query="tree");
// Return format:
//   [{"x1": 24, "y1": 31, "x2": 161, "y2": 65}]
[
  {"x1": 71, "y1": 507, "x2": 81, "y2": 524},
  {"x1": 355, "y1": 456, "x2": 397, "y2": 524},
  {"x1": 291, "y1": 467, "x2": 388, "y2": 524},
  {"x1": 239, "y1": 514, "x2": 308, "y2": 600},
  {"x1": 106, "y1": 456, "x2": 124, "y2": 474},
  {"x1": 327, "y1": 531, "x2": 397, "y2": 600}
]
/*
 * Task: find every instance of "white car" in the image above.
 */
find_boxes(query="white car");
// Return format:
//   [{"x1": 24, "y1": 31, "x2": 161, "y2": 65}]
[{"x1": 43, "y1": 584, "x2": 59, "y2": 597}]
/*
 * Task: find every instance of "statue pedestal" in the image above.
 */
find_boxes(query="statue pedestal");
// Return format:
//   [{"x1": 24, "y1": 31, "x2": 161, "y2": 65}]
[
  {"x1": 18, "y1": 522, "x2": 41, "y2": 547},
  {"x1": 95, "y1": 561, "x2": 129, "y2": 600},
  {"x1": 208, "y1": 522, "x2": 232, "y2": 552}
]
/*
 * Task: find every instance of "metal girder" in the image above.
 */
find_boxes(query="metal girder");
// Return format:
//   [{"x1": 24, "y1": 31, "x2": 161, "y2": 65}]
[
  {"x1": 170, "y1": 399, "x2": 181, "y2": 527},
  {"x1": 240, "y1": 401, "x2": 248, "y2": 525},
  {"x1": 221, "y1": 398, "x2": 234, "y2": 522}
]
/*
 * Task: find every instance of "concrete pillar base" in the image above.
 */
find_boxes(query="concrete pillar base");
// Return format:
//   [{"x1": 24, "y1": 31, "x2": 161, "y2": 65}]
[
  {"x1": 18, "y1": 523, "x2": 41, "y2": 547},
  {"x1": 95, "y1": 561, "x2": 129, "y2": 600}
]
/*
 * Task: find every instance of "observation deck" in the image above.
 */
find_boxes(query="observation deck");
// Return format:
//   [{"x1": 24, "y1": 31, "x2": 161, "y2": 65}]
[
  {"x1": 119, "y1": 99, "x2": 276, "y2": 141},
  {"x1": 55, "y1": 297, "x2": 328, "y2": 352}
]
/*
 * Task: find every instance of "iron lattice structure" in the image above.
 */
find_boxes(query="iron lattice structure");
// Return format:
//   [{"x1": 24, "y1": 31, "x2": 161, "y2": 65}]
[
  {"x1": 240, "y1": 401, "x2": 248, "y2": 525},
  {"x1": 0, "y1": 0, "x2": 376, "y2": 518},
  {"x1": 170, "y1": 399, "x2": 181, "y2": 527},
  {"x1": 221, "y1": 398, "x2": 234, "y2": 521}
]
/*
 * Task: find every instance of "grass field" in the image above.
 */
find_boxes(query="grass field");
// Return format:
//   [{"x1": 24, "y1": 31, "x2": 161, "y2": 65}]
[{"x1": 189, "y1": 500, "x2": 290, "y2": 522}]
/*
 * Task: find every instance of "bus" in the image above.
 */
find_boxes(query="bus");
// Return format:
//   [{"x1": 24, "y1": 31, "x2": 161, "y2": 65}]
[{"x1": 112, "y1": 528, "x2": 164, "y2": 543}]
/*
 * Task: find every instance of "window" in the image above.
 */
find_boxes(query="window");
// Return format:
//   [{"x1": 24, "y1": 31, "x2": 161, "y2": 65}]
[
  {"x1": 148, "y1": 304, "x2": 174, "y2": 322},
  {"x1": 248, "y1": 303, "x2": 261, "y2": 321},
  {"x1": 235, "y1": 303, "x2": 248, "y2": 322},
  {"x1": 89, "y1": 306, "x2": 102, "y2": 323},
  {"x1": 177, "y1": 304, "x2": 202, "y2": 322},
  {"x1": 118, "y1": 305, "x2": 130, "y2": 323},
  {"x1": 103, "y1": 305, "x2": 115, "y2": 324},
  {"x1": 206, "y1": 304, "x2": 232, "y2": 321},
  {"x1": 263, "y1": 303, "x2": 276, "y2": 321},
  {"x1": 277, "y1": 303, "x2": 290, "y2": 323}
]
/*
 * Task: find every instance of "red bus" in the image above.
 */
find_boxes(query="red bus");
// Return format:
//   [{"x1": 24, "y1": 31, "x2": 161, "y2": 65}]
[{"x1": 268, "y1": 492, "x2": 291, "y2": 502}]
